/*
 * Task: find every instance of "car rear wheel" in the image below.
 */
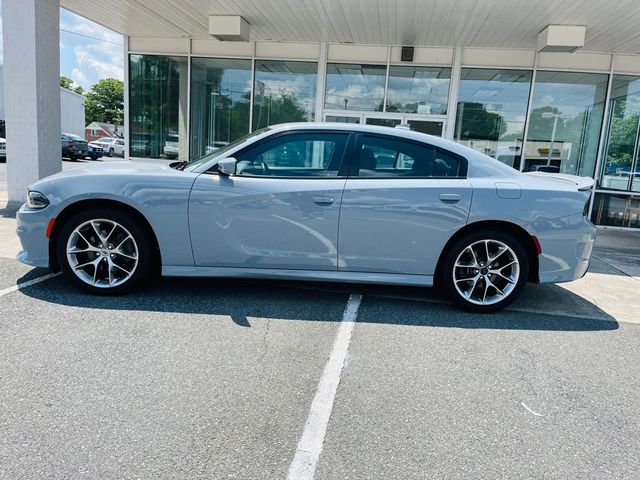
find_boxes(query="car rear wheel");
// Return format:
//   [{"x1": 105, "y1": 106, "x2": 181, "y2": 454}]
[
  {"x1": 440, "y1": 230, "x2": 529, "y2": 313},
  {"x1": 56, "y1": 208, "x2": 154, "y2": 295}
]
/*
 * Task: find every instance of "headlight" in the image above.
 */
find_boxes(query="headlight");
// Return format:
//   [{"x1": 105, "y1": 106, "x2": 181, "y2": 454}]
[{"x1": 26, "y1": 190, "x2": 50, "y2": 209}]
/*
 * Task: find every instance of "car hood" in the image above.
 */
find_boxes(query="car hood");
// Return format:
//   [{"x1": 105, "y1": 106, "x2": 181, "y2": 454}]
[
  {"x1": 35, "y1": 161, "x2": 175, "y2": 185},
  {"x1": 524, "y1": 172, "x2": 594, "y2": 191}
]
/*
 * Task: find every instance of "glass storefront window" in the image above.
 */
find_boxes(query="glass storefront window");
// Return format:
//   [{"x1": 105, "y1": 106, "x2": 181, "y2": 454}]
[
  {"x1": 253, "y1": 60, "x2": 317, "y2": 130},
  {"x1": 129, "y1": 54, "x2": 188, "y2": 159},
  {"x1": 455, "y1": 68, "x2": 532, "y2": 169},
  {"x1": 190, "y1": 58, "x2": 252, "y2": 160},
  {"x1": 599, "y1": 75, "x2": 640, "y2": 192},
  {"x1": 591, "y1": 192, "x2": 640, "y2": 228},
  {"x1": 324, "y1": 63, "x2": 386, "y2": 112},
  {"x1": 386, "y1": 66, "x2": 450, "y2": 114},
  {"x1": 524, "y1": 71, "x2": 608, "y2": 176}
]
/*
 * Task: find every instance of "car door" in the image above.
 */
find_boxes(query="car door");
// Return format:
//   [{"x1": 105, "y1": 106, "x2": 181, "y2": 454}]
[
  {"x1": 189, "y1": 130, "x2": 353, "y2": 270},
  {"x1": 338, "y1": 133, "x2": 472, "y2": 275}
]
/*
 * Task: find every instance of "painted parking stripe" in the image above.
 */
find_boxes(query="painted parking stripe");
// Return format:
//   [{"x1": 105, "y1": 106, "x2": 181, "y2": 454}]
[
  {"x1": 287, "y1": 293, "x2": 362, "y2": 480},
  {"x1": 0, "y1": 272, "x2": 60, "y2": 298}
]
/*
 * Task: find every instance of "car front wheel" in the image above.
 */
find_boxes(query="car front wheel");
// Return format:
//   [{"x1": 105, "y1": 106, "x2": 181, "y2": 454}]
[
  {"x1": 440, "y1": 230, "x2": 529, "y2": 313},
  {"x1": 108, "y1": 148, "x2": 114, "y2": 157},
  {"x1": 56, "y1": 208, "x2": 154, "y2": 294}
]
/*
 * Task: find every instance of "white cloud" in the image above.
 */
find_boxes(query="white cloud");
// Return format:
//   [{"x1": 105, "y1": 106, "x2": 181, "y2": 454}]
[
  {"x1": 73, "y1": 45, "x2": 124, "y2": 86},
  {"x1": 60, "y1": 10, "x2": 123, "y2": 90},
  {"x1": 71, "y1": 68, "x2": 88, "y2": 86}
]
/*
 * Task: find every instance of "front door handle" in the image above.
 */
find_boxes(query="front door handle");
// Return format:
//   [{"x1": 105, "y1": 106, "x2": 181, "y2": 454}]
[
  {"x1": 439, "y1": 193, "x2": 461, "y2": 203},
  {"x1": 312, "y1": 195, "x2": 335, "y2": 205}
]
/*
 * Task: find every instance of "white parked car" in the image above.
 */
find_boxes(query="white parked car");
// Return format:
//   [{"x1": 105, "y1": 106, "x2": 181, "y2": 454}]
[
  {"x1": 163, "y1": 134, "x2": 180, "y2": 159},
  {"x1": 89, "y1": 137, "x2": 125, "y2": 157},
  {"x1": 0, "y1": 137, "x2": 6, "y2": 160}
]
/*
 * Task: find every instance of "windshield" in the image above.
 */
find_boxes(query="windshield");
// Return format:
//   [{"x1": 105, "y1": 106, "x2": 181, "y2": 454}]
[{"x1": 184, "y1": 128, "x2": 271, "y2": 170}]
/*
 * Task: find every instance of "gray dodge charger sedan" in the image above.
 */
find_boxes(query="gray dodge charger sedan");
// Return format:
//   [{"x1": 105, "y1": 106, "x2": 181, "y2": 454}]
[{"x1": 16, "y1": 123, "x2": 596, "y2": 312}]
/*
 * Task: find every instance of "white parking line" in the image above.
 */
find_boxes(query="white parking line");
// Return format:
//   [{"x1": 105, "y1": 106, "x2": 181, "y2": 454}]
[
  {"x1": 286, "y1": 293, "x2": 362, "y2": 480},
  {"x1": 0, "y1": 272, "x2": 60, "y2": 298}
]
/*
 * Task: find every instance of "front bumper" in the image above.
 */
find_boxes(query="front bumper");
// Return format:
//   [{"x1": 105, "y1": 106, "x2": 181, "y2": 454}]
[
  {"x1": 535, "y1": 213, "x2": 597, "y2": 283},
  {"x1": 16, "y1": 203, "x2": 53, "y2": 268}
]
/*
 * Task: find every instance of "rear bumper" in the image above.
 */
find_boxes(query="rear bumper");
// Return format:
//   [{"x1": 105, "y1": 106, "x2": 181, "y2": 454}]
[{"x1": 535, "y1": 213, "x2": 597, "y2": 283}]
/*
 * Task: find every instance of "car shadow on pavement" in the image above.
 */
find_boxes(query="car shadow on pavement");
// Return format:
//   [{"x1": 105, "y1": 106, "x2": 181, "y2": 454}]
[{"x1": 17, "y1": 271, "x2": 619, "y2": 332}]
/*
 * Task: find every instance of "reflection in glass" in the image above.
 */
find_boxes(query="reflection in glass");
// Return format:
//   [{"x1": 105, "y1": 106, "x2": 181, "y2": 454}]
[
  {"x1": 253, "y1": 60, "x2": 317, "y2": 130},
  {"x1": 408, "y1": 119, "x2": 444, "y2": 136},
  {"x1": 386, "y1": 66, "x2": 450, "y2": 114},
  {"x1": 524, "y1": 71, "x2": 608, "y2": 176},
  {"x1": 129, "y1": 54, "x2": 189, "y2": 159},
  {"x1": 600, "y1": 75, "x2": 640, "y2": 192},
  {"x1": 190, "y1": 58, "x2": 252, "y2": 160},
  {"x1": 455, "y1": 69, "x2": 532, "y2": 169},
  {"x1": 324, "y1": 63, "x2": 386, "y2": 112},
  {"x1": 591, "y1": 192, "x2": 640, "y2": 228}
]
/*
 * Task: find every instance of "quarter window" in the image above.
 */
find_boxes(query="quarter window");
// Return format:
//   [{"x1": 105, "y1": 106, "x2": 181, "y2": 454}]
[
  {"x1": 356, "y1": 135, "x2": 464, "y2": 177},
  {"x1": 235, "y1": 132, "x2": 348, "y2": 177}
]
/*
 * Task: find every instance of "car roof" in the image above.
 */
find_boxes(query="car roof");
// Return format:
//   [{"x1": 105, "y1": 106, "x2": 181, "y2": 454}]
[
  {"x1": 191, "y1": 122, "x2": 521, "y2": 179},
  {"x1": 268, "y1": 123, "x2": 518, "y2": 174}
]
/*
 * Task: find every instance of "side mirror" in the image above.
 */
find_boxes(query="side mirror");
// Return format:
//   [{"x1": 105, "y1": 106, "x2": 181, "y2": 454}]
[{"x1": 218, "y1": 157, "x2": 237, "y2": 176}]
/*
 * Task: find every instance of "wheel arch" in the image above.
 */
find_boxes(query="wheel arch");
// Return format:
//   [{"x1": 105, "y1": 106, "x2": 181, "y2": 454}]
[
  {"x1": 48, "y1": 199, "x2": 161, "y2": 272},
  {"x1": 435, "y1": 220, "x2": 540, "y2": 284}
]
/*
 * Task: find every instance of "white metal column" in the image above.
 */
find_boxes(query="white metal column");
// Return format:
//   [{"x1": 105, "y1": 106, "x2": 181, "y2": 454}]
[
  {"x1": 314, "y1": 43, "x2": 328, "y2": 121},
  {"x1": 123, "y1": 36, "x2": 130, "y2": 161},
  {"x1": 588, "y1": 58, "x2": 616, "y2": 217},
  {"x1": 445, "y1": 46, "x2": 462, "y2": 140},
  {"x1": 519, "y1": 52, "x2": 539, "y2": 172},
  {"x1": 2, "y1": 0, "x2": 61, "y2": 202}
]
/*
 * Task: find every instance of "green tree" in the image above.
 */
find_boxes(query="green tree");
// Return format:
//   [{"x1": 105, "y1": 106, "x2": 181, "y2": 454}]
[
  {"x1": 253, "y1": 91, "x2": 308, "y2": 129},
  {"x1": 85, "y1": 78, "x2": 124, "y2": 125},
  {"x1": 60, "y1": 76, "x2": 74, "y2": 89},
  {"x1": 60, "y1": 76, "x2": 84, "y2": 95},
  {"x1": 456, "y1": 102, "x2": 507, "y2": 140},
  {"x1": 605, "y1": 97, "x2": 640, "y2": 169}
]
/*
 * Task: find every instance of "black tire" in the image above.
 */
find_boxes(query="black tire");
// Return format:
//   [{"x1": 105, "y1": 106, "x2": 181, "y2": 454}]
[
  {"x1": 56, "y1": 207, "x2": 155, "y2": 295},
  {"x1": 439, "y1": 229, "x2": 529, "y2": 313},
  {"x1": 108, "y1": 148, "x2": 114, "y2": 157}
]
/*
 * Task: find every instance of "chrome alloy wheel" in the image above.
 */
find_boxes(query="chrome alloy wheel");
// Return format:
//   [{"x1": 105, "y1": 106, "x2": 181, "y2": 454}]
[
  {"x1": 66, "y1": 219, "x2": 139, "y2": 288},
  {"x1": 452, "y1": 239, "x2": 520, "y2": 306}
]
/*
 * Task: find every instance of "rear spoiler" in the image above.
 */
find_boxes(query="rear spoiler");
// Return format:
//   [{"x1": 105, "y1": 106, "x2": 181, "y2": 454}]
[{"x1": 524, "y1": 172, "x2": 594, "y2": 191}]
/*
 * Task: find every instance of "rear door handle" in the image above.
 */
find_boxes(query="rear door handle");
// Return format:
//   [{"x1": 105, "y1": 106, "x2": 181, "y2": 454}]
[
  {"x1": 312, "y1": 195, "x2": 335, "y2": 205},
  {"x1": 439, "y1": 193, "x2": 461, "y2": 203}
]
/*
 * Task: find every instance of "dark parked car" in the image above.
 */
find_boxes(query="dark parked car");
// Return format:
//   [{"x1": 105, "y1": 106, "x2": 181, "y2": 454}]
[
  {"x1": 61, "y1": 133, "x2": 88, "y2": 161},
  {"x1": 87, "y1": 143, "x2": 104, "y2": 160}
]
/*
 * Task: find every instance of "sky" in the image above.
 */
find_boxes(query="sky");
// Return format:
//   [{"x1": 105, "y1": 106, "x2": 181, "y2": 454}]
[{"x1": 0, "y1": 1, "x2": 124, "y2": 91}]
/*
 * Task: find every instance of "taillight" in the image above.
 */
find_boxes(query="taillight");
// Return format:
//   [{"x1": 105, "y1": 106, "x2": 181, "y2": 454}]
[{"x1": 69, "y1": 141, "x2": 75, "y2": 149}]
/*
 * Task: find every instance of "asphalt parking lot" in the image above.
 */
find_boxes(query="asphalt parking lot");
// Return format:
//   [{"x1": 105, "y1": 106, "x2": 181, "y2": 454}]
[
  {"x1": 1, "y1": 249, "x2": 640, "y2": 479},
  {"x1": 2, "y1": 170, "x2": 640, "y2": 479}
]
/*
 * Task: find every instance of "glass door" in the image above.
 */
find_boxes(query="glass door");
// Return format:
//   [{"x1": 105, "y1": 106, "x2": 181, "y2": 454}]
[
  {"x1": 405, "y1": 117, "x2": 445, "y2": 136},
  {"x1": 324, "y1": 111, "x2": 446, "y2": 137},
  {"x1": 365, "y1": 115, "x2": 402, "y2": 128},
  {"x1": 325, "y1": 114, "x2": 361, "y2": 124},
  {"x1": 365, "y1": 114, "x2": 445, "y2": 136}
]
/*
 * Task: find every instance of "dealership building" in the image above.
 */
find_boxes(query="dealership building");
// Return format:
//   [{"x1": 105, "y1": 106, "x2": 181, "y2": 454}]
[{"x1": 4, "y1": 0, "x2": 640, "y2": 229}]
